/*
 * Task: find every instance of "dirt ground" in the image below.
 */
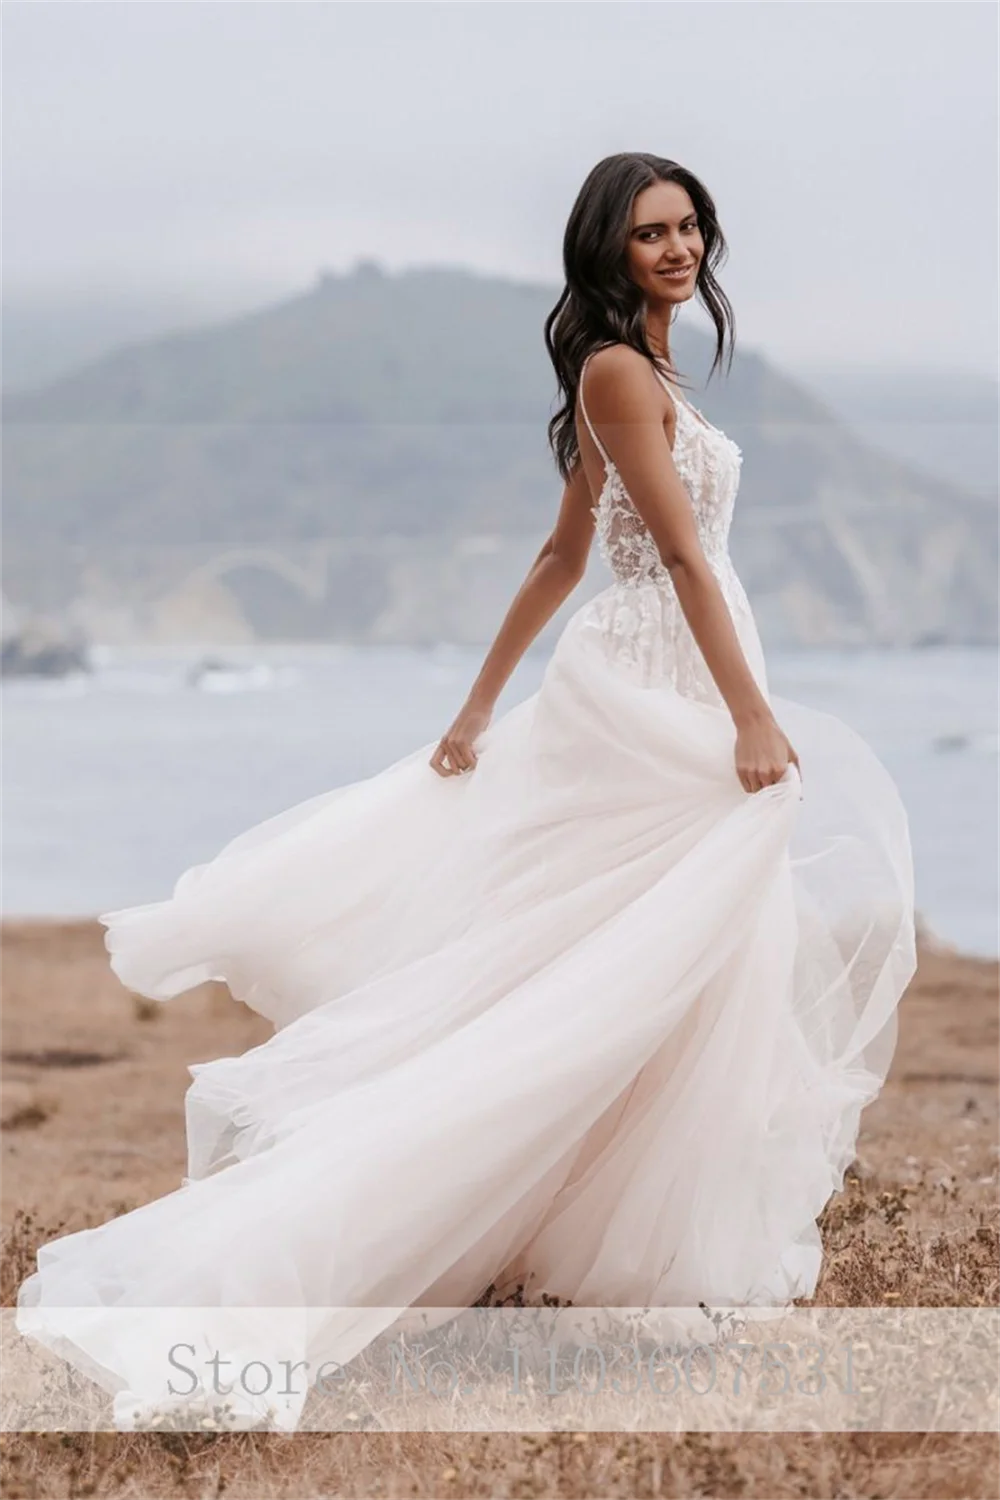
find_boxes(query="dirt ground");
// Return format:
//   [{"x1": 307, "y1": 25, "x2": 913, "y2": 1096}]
[{"x1": 1, "y1": 918, "x2": 997, "y2": 1498}]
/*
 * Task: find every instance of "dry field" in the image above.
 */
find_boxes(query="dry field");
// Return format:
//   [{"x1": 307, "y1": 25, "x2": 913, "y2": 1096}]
[{"x1": 1, "y1": 918, "x2": 997, "y2": 1499}]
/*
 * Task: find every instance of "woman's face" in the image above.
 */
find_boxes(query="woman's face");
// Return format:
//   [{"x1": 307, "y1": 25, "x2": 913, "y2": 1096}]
[{"x1": 624, "y1": 179, "x2": 704, "y2": 306}]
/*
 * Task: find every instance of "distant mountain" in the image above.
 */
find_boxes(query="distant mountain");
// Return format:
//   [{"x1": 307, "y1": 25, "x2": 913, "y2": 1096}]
[
  {"x1": 3, "y1": 262, "x2": 996, "y2": 646},
  {"x1": 1, "y1": 282, "x2": 287, "y2": 394},
  {"x1": 792, "y1": 366, "x2": 998, "y2": 501},
  {"x1": 7, "y1": 278, "x2": 996, "y2": 499}
]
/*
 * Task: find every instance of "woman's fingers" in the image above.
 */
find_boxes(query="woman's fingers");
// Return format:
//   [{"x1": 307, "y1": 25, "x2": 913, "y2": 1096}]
[
  {"x1": 428, "y1": 742, "x2": 452, "y2": 776},
  {"x1": 429, "y1": 737, "x2": 478, "y2": 777},
  {"x1": 429, "y1": 740, "x2": 460, "y2": 776},
  {"x1": 737, "y1": 760, "x2": 797, "y2": 793},
  {"x1": 449, "y1": 738, "x2": 476, "y2": 772}
]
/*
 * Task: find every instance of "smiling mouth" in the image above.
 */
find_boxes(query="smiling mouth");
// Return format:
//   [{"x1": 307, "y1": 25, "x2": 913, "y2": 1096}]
[{"x1": 658, "y1": 265, "x2": 695, "y2": 280}]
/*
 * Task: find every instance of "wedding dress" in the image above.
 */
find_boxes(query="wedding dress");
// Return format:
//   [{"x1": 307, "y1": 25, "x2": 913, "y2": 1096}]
[{"x1": 15, "y1": 353, "x2": 916, "y2": 1431}]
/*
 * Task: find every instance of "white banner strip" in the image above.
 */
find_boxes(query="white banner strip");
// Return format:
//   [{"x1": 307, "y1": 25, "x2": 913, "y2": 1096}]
[{"x1": 5, "y1": 1305, "x2": 998, "y2": 1433}]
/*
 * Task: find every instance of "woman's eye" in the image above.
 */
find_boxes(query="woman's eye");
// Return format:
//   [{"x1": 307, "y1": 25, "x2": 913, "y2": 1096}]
[{"x1": 638, "y1": 224, "x2": 697, "y2": 241}]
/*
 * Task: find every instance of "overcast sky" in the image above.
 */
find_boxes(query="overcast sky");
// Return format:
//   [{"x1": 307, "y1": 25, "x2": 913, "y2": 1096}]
[{"x1": 4, "y1": 0, "x2": 997, "y2": 373}]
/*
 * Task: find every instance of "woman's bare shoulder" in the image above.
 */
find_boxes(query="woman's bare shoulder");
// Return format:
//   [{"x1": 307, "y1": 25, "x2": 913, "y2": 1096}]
[{"x1": 581, "y1": 343, "x2": 663, "y2": 418}]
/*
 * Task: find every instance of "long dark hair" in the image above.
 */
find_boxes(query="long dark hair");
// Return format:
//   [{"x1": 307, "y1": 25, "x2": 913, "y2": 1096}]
[{"x1": 544, "y1": 153, "x2": 736, "y2": 481}]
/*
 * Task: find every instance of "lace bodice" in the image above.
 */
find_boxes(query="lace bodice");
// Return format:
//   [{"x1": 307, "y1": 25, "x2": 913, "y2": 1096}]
[
  {"x1": 580, "y1": 353, "x2": 743, "y2": 584},
  {"x1": 575, "y1": 350, "x2": 765, "y2": 705}
]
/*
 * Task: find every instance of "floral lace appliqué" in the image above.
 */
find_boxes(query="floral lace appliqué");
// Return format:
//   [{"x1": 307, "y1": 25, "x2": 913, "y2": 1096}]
[{"x1": 581, "y1": 397, "x2": 755, "y2": 707}]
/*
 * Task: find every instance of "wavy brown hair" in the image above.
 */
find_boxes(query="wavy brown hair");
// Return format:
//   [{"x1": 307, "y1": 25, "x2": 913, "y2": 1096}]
[{"x1": 544, "y1": 153, "x2": 736, "y2": 482}]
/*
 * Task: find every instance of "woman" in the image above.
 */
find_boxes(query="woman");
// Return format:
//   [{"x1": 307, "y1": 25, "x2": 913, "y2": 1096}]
[{"x1": 17, "y1": 153, "x2": 915, "y2": 1430}]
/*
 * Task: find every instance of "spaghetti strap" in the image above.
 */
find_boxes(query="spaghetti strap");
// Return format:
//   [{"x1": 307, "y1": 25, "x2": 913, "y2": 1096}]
[
  {"x1": 579, "y1": 345, "x2": 702, "y2": 468},
  {"x1": 578, "y1": 349, "x2": 615, "y2": 469}
]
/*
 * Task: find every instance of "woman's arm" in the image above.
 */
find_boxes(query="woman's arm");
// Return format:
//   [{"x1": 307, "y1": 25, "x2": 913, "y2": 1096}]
[
  {"x1": 429, "y1": 464, "x2": 594, "y2": 777},
  {"x1": 580, "y1": 344, "x2": 799, "y2": 795}
]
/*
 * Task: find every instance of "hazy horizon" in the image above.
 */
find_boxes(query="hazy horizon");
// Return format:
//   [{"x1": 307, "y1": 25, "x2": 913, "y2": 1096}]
[
  {"x1": 4, "y1": 0, "x2": 997, "y2": 382},
  {"x1": 5, "y1": 261, "x2": 1000, "y2": 402}
]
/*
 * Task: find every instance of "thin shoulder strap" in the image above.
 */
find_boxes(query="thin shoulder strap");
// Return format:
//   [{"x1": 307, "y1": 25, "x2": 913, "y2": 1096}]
[
  {"x1": 648, "y1": 360, "x2": 688, "y2": 418},
  {"x1": 578, "y1": 348, "x2": 614, "y2": 467}
]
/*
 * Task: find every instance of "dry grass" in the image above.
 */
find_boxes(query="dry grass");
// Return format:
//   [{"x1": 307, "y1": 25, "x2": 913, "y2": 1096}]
[
  {"x1": 1, "y1": 919, "x2": 997, "y2": 1498},
  {"x1": 1, "y1": 1428, "x2": 997, "y2": 1500}
]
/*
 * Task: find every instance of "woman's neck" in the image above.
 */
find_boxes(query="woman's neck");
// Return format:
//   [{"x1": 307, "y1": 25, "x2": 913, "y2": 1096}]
[{"x1": 643, "y1": 311, "x2": 673, "y2": 370}]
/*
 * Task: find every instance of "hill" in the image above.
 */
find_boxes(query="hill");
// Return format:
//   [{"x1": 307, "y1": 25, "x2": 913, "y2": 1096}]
[{"x1": 3, "y1": 262, "x2": 995, "y2": 646}]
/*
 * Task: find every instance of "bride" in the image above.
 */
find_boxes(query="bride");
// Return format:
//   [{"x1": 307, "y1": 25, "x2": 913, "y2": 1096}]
[{"x1": 16, "y1": 153, "x2": 915, "y2": 1430}]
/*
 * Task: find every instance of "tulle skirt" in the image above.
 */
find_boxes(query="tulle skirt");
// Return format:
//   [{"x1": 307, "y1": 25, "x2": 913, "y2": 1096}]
[{"x1": 15, "y1": 581, "x2": 916, "y2": 1430}]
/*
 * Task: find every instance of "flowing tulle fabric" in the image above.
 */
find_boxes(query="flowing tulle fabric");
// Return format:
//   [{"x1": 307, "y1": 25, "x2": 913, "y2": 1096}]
[
  {"x1": 16, "y1": 358, "x2": 916, "y2": 1430},
  {"x1": 15, "y1": 583, "x2": 916, "y2": 1430}
]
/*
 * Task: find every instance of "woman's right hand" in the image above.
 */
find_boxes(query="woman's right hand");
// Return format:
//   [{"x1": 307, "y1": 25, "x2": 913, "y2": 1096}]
[
  {"x1": 429, "y1": 699, "x2": 493, "y2": 778},
  {"x1": 734, "y1": 713, "x2": 801, "y2": 794}
]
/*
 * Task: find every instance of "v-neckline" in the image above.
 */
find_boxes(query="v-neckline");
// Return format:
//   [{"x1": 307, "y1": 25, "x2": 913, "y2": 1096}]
[
  {"x1": 654, "y1": 369, "x2": 715, "y2": 434},
  {"x1": 674, "y1": 391, "x2": 714, "y2": 432}
]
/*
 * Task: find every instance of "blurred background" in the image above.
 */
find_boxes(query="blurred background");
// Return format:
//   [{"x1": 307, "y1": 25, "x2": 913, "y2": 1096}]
[{"x1": 3, "y1": 0, "x2": 997, "y2": 954}]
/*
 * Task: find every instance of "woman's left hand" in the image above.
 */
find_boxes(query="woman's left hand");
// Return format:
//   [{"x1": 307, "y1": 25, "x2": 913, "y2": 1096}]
[{"x1": 734, "y1": 714, "x2": 801, "y2": 794}]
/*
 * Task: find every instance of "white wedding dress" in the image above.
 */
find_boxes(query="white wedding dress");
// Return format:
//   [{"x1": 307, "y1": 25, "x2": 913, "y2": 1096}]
[{"x1": 16, "y1": 354, "x2": 916, "y2": 1430}]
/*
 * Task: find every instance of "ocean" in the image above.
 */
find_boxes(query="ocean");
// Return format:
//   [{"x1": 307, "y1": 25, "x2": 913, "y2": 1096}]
[{"x1": 2, "y1": 643, "x2": 997, "y2": 958}]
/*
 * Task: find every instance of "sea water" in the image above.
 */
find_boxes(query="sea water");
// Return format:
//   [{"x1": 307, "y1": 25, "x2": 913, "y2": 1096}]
[{"x1": 2, "y1": 644, "x2": 997, "y2": 958}]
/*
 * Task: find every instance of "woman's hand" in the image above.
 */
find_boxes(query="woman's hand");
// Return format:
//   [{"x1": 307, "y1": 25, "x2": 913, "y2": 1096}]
[
  {"x1": 734, "y1": 713, "x2": 801, "y2": 794},
  {"x1": 429, "y1": 699, "x2": 493, "y2": 778}
]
